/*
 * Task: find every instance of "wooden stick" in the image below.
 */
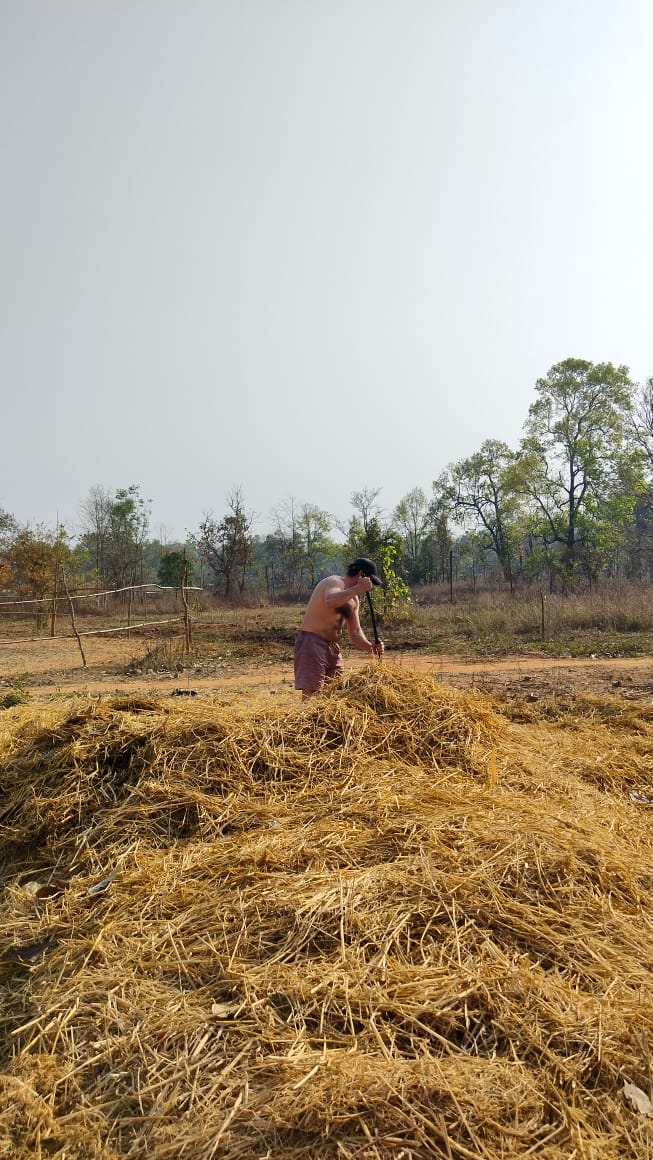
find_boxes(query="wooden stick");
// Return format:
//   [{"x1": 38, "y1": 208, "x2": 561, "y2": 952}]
[
  {"x1": 366, "y1": 591, "x2": 382, "y2": 662},
  {"x1": 61, "y1": 567, "x2": 87, "y2": 668},
  {"x1": 181, "y1": 554, "x2": 192, "y2": 653}
]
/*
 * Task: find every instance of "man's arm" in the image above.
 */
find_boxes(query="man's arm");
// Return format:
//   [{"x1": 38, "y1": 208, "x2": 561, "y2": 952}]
[
  {"x1": 345, "y1": 598, "x2": 384, "y2": 656},
  {"x1": 322, "y1": 575, "x2": 373, "y2": 607}
]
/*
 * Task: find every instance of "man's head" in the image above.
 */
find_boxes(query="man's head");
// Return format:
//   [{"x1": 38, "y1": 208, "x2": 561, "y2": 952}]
[{"x1": 346, "y1": 557, "x2": 382, "y2": 586}]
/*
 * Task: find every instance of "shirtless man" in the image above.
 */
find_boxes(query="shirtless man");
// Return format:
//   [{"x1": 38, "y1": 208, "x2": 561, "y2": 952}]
[{"x1": 294, "y1": 557, "x2": 385, "y2": 697}]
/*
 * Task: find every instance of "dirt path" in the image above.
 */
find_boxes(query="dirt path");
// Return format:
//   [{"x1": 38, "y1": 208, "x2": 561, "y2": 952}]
[
  {"x1": 15, "y1": 651, "x2": 653, "y2": 702},
  {"x1": 4, "y1": 616, "x2": 653, "y2": 703}
]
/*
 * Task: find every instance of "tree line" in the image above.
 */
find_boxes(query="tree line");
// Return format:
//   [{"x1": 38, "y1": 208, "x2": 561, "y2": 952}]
[{"x1": 2, "y1": 358, "x2": 653, "y2": 605}]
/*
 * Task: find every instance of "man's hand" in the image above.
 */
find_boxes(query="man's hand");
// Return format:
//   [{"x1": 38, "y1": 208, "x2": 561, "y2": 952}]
[
  {"x1": 371, "y1": 640, "x2": 384, "y2": 658},
  {"x1": 358, "y1": 576, "x2": 373, "y2": 594}
]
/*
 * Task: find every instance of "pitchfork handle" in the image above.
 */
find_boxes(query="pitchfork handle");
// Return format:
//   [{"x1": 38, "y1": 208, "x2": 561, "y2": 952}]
[{"x1": 366, "y1": 590, "x2": 382, "y2": 660}]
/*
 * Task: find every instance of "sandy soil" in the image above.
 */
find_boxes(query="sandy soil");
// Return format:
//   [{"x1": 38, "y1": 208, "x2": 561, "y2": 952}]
[{"x1": 2, "y1": 631, "x2": 653, "y2": 703}]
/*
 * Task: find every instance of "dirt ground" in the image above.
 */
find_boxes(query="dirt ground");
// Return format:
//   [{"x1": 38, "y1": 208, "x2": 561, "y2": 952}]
[{"x1": 2, "y1": 631, "x2": 653, "y2": 703}]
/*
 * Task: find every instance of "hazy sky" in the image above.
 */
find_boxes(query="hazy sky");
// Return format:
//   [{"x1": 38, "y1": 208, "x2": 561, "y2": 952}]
[{"x1": 2, "y1": 1, "x2": 652, "y2": 542}]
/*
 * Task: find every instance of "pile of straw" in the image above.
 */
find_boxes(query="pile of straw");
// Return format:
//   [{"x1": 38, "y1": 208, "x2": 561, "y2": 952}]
[{"x1": 1, "y1": 666, "x2": 653, "y2": 1158}]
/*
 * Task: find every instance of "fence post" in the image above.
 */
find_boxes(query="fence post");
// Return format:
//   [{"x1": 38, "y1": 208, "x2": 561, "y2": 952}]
[
  {"x1": 181, "y1": 555, "x2": 192, "y2": 653},
  {"x1": 50, "y1": 561, "x2": 59, "y2": 637},
  {"x1": 61, "y1": 568, "x2": 87, "y2": 667}
]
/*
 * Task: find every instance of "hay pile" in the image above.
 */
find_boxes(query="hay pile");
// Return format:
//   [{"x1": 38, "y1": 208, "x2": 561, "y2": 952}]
[{"x1": 1, "y1": 666, "x2": 653, "y2": 1159}]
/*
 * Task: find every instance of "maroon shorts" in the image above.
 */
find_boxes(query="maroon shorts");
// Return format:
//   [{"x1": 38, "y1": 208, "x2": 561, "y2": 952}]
[{"x1": 294, "y1": 631, "x2": 344, "y2": 692}]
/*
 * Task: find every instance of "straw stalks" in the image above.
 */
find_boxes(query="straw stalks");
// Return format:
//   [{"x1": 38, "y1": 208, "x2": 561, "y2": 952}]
[{"x1": 1, "y1": 667, "x2": 653, "y2": 1158}]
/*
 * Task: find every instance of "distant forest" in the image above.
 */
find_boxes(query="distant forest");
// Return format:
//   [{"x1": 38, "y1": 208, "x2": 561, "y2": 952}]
[{"x1": 3, "y1": 359, "x2": 653, "y2": 602}]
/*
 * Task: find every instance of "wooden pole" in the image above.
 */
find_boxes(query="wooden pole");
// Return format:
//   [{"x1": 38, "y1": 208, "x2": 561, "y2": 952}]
[
  {"x1": 181, "y1": 554, "x2": 192, "y2": 653},
  {"x1": 50, "y1": 560, "x2": 59, "y2": 637},
  {"x1": 365, "y1": 591, "x2": 382, "y2": 663},
  {"x1": 61, "y1": 568, "x2": 87, "y2": 667}
]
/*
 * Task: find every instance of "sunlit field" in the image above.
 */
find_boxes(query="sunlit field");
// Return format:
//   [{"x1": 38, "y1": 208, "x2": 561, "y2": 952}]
[{"x1": 3, "y1": 583, "x2": 653, "y2": 697}]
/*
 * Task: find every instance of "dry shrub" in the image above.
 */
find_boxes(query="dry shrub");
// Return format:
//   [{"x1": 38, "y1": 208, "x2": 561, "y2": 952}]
[{"x1": 1, "y1": 666, "x2": 653, "y2": 1158}]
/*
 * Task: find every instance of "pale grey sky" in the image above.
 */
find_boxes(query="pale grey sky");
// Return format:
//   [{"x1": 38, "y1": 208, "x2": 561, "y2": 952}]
[{"x1": 2, "y1": 0, "x2": 652, "y2": 542}]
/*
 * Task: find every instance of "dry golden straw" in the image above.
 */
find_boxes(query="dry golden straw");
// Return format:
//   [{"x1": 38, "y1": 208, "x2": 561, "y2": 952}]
[{"x1": 1, "y1": 666, "x2": 653, "y2": 1158}]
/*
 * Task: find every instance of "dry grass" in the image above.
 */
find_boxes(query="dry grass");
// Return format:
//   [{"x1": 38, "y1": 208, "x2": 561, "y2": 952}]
[
  {"x1": 407, "y1": 584, "x2": 653, "y2": 657},
  {"x1": 1, "y1": 667, "x2": 653, "y2": 1158}
]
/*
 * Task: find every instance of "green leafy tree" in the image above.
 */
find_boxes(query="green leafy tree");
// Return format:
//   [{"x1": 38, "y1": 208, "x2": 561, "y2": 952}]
[
  {"x1": 517, "y1": 359, "x2": 644, "y2": 583},
  {"x1": 0, "y1": 508, "x2": 18, "y2": 589},
  {"x1": 298, "y1": 504, "x2": 333, "y2": 587},
  {"x1": 364, "y1": 544, "x2": 411, "y2": 628},
  {"x1": 78, "y1": 484, "x2": 151, "y2": 589},
  {"x1": 417, "y1": 485, "x2": 453, "y2": 584},
  {"x1": 338, "y1": 486, "x2": 403, "y2": 580},
  {"x1": 629, "y1": 376, "x2": 653, "y2": 473},
  {"x1": 271, "y1": 498, "x2": 309, "y2": 594},
  {"x1": 622, "y1": 376, "x2": 653, "y2": 577},
  {"x1": 257, "y1": 532, "x2": 288, "y2": 600},
  {"x1": 196, "y1": 487, "x2": 254, "y2": 600},
  {"x1": 392, "y1": 487, "x2": 436, "y2": 584},
  {"x1": 108, "y1": 486, "x2": 152, "y2": 587},
  {"x1": 346, "y1": 513, "x2": 403, "y2": 580},
  {"x1": 0, "y1": 507, "x2": 17, "y2": 544},
  {"x1": 577, "y1": 452, "x2": 647, "y2": 581},
  {"x1": 626, "y1": 487, "x2": 653, "y2": 580},
  {"x1": 440, "y1": 439, "x2": 523, "y2": 585},
  {"x1": 266, "y1": 500, "x2": 335, "y2": 595},
  {"x1": 344, "y1": 487, "x2": 390, "y2": 574},
  {"x1": 346, "y1": 514, "x2": 384, "y2": 561},
  {"x1": 453, "y1": 531, "x2": 494, "y2": 583},
  {"x1": 158, "y1": 549, "x2": 195, "y2": 589},
  {"x1": 418, "y1": 513, "x2": 453, "y2": 584}
]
